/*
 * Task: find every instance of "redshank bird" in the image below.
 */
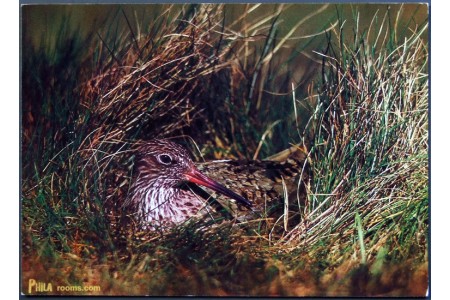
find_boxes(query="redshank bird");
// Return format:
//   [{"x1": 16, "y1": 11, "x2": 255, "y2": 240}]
[{"x1": 127, "y1": 139, "x2": 307, "y2": 229}]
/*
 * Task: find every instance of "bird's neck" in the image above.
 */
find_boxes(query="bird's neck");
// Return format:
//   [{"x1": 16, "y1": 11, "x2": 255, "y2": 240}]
[{"x1": 133, "y1": 184, "x2": 205, "y2": 226}]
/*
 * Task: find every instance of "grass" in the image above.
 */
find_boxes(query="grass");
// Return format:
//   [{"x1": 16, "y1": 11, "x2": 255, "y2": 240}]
[
  {"x1": 21, "y1": 4, "x2": 428, "y2": 296},
  {"x1": 297, "y1": 8, "x2": 428, "y2": 264}
]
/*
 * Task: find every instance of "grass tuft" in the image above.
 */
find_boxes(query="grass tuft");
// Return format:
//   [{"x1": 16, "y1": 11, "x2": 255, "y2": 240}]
[{"x1": 284, "y1": 9, "x2": 428, "y2": 269}]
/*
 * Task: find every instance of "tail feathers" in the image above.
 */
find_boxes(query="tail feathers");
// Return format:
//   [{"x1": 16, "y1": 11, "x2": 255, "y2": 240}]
[{"x1": 264, "y1": 144, "x2": 308, "y2": 163}]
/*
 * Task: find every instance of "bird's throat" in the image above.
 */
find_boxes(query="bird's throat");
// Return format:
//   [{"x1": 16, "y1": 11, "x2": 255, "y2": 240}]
[{"x1": 139, "y1": 187, "x2": 206, "y2": 226}]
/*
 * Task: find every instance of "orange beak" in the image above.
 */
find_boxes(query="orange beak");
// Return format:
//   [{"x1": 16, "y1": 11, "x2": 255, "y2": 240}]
[{"x1": 184, "y1": 167, "x2": 252, "y2": 208}]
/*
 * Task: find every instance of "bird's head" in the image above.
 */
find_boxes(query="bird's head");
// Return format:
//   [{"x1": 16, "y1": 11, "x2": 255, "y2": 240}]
[
  {"x1": 133, "y1": 139, "x2": 252, "y2": 208},
  {"x1": 134, "y1": 139, "x2": 194, "y2": 188}
]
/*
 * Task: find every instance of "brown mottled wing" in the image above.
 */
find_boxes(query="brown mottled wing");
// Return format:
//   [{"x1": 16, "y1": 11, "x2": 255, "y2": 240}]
[{"x1": 196, "y1": 154, "x2": 308, "y2": 220}]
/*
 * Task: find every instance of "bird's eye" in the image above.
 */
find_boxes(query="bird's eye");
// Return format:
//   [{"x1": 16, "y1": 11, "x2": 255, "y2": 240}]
[{"x1": 158, "y1": 154, "x2": 173, "y2": 165}]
